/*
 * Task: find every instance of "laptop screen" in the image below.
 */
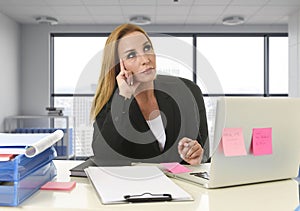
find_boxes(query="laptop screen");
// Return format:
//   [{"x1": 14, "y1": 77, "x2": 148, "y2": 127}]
[{"x1": 208, "y1": 97, "x2": 300, "y2": 188}]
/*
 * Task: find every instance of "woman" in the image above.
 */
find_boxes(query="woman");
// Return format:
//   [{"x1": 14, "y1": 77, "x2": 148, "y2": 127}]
[{"x1": 91, "y1": 23, "x2": 209, "y2": 165}]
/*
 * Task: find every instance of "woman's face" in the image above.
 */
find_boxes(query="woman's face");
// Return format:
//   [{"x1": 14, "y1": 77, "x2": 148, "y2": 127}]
[{"x1": 118, "y1": 31, "x2": 156, "y2": 83}]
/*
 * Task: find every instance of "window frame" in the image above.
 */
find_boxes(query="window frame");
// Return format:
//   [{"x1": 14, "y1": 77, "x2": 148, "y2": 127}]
[
  {"x1": 50, "y1": 32, "x2": 288, "y2": 105},
  {"x1": 50, "y1": 32, "x2": 288, "y2": 158}
]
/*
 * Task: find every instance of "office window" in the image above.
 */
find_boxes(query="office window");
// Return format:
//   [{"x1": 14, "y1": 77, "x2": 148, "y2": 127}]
[
  {"x1": 54, "y1": 96, "x2": 94, "y2": 157},
  {"x1": 52, "y1": 35, "x2": 194, "y2": 158},
  {"x1": 197, "y1": 37, "x2": 264, "y2": 95},
  {"x1": 150, "y1": 36, "x2": 193, "y2": 81},
  {"x1": 269, "y1": 37, "x2": 288, "y2": 94},
  {"x1": 53, "y1": 36, "x2": 107, "y2": 157},
  {"x1": 51, "y1": 33, "x2": 288, "y2": 158},
  {"x1": 54, "y1": 36, "x2": 193, "y2": 93},
  {"x1": 54, "y1": 37, "x2": 106, "y2": 94}
]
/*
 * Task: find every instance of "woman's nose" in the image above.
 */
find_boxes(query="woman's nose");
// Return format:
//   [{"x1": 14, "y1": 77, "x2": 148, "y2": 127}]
[{"x1": 139, "y1": 54, "x2": 150, "y2": 65}]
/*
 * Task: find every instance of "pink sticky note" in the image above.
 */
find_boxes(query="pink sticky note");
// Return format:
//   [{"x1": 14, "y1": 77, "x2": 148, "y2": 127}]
[
  {"x1": 40, "y1": 181, "x2": 76, "y2": 191},
  {"x1": 221, "y1": 128, "x2": 247, "y2": 157},
  {"x1": 161, "y1": 162, "x2": 191, "y2": 174},
  {"x1": 252, "y1": 128, "x2": 272, "y2": 156}
]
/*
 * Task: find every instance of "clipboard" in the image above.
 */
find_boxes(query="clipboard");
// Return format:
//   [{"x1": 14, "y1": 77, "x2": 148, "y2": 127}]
[
  {"x1": 85, "y1": 166, "x2": 193, "y2": 204},
  {"x1": 124, "y1": 192, "x2": 172, "y2": 202}
]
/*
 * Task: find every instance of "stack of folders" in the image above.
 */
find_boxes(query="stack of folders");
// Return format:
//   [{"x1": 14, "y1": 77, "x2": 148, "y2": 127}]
[
  {"x1": 0, "y1": 131, "x2": 63, "y2": 206},
  {"x1": 85, "y1": 166, "x2": 193, "y2": 204}
]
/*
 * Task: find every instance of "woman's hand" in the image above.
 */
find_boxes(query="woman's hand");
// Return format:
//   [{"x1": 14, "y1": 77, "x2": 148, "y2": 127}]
[
  {"x1": 178, "y1": 137, "x2": 203, "y2": 165},
  {"x1": 116, "y1": 59, "x2": 140, "y2": 99}
]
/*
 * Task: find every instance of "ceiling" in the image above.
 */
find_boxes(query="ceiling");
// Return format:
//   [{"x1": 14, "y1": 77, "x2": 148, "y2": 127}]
[{"x1": 0, "y1": 0, "x2": 299, "y2": 26}]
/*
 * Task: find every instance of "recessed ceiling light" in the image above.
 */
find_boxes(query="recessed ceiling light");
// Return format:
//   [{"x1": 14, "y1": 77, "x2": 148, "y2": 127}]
[
  {"x1": 129, "y1": 16, "x2": 151, "y2": 25},
  {"x1": 222, "y1": 16, "x2": 244, "y2": 26},
  {"x1": 35, "y1": 16, "x2": 58, "y2": 25}
]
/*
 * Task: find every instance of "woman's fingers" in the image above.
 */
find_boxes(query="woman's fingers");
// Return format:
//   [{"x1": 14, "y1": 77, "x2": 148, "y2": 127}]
[
  {"x1": 179, "y1": 140, "x2": 197, "y2": 159},
  {"x1": 126, "y1": 72, "x2": 133, "y2": 86},
  {"x1": 119, "y1": 59, "x2": 126, "y2": 71},
  {"x1": 117, "y1": 59, "x2": 140, "y2": 99},
  {"x1": 178, "y1": 137, "x2": 204, "y2": 165},
  {"x1": 186, "y1": 142, "x2": 201, "y2": 158},
  {"x1": 178, "y1": 138, "x2": 193, "y2": 155},
  {"x1": 118, "y1": 59, "x2": 133, "y2": 85}
]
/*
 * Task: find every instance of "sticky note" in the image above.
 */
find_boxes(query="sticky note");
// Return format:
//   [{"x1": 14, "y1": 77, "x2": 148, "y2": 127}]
[
  {"x1": 252, "y1": 128, "x2": 272, "y2": 156},
  {"x1": 160, "y1": 162, "x2": 191, "y2": 174},
  {"x1": 40, "y1": 181, "x2": 76, "y2": 191},
  {"x1": 0, "y1": 154, "x2": 14, "y2": 162},
  {"x1": 221, "y1": 128, "x2": 247, "y2": 157}
]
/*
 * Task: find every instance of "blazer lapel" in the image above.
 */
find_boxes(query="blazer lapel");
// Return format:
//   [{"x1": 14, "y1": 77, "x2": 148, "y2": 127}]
[
  {"x1": 129, "y1": 99, "x2": 161, "y2": 153},
  {"x1": 155, "y1": 90, "x2": 180, "y2": 152},
  {"x1": 128, "y1": 89, "x2": 180, "y2": 153}
]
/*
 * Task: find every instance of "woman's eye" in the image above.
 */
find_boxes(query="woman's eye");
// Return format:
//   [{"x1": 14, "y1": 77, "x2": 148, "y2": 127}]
[
  {"x1": 144, "y1": 44, "x2": 152, "y2": 52},
  {"x1": 127, "y1": 52, "x2": 136, "y2": 59}
]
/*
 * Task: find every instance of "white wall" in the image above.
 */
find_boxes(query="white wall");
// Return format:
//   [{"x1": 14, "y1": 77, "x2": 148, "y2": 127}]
[
  {"x1": 20, "y1": 25, "x2": 51, "y2": 115},
  {"x1": 0, "y1": 12, "x2": 20, "y2": 132},
  {"x1": 20, "y1": 24, "x2": 288, "y2": 116},
  {"x1": 289, "y1": 9, "x2": 300, "y2": 97}
]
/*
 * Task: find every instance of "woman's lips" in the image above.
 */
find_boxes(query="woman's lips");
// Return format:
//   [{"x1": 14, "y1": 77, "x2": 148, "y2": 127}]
[{"x1": 140, "y1": 68, "x2": 154, "y2": 74}]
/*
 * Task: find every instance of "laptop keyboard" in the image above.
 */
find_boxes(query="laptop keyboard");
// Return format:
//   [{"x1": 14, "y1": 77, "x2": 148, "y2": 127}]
[{"x1": 190, "y1": 172, "x2": 210, "y2": 180}]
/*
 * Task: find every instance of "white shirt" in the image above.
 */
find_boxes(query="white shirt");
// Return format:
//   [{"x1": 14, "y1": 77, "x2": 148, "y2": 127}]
[{"x1": 146, "y1": 115, "x2": 166, "y2": 151}]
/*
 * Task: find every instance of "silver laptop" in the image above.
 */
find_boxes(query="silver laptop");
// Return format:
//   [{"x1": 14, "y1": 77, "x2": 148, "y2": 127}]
[{"x1": 165, "y1": 97, "x2": 300, "y2": 188}]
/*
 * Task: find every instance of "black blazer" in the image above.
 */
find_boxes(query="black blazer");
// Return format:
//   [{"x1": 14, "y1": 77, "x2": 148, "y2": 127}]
[{"x1": 92, "y1": 75, "x2": 209, "y2": 164}]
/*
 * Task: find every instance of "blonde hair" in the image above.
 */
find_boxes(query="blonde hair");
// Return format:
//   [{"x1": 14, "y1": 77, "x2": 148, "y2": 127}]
[{"x1": 90, "y1": 24, "x2": 151, "y2": 120}]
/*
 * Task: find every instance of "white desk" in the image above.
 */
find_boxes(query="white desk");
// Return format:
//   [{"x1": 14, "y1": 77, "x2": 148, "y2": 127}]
[{"x1": 1, "y1": 160, "x2": 299, "y2": 211}]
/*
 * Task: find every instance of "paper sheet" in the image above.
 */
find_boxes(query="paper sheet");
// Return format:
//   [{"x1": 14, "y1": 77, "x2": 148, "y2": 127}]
[
  {"x1": 24, "y1": 130, "x2": 64, "y2": 157},
  {"x1": 0, "y1": 130, "x2": 64, "y2": 157}
]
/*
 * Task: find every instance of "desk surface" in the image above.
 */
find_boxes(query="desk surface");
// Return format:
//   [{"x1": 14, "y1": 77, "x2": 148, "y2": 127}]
[{"x1": 2, "y1": 160, "x2": 299, "y2": 211}]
